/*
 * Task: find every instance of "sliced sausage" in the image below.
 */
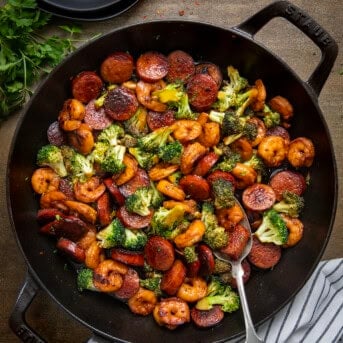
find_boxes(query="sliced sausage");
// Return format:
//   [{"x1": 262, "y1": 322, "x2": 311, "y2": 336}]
[
  {"x1": 195, "y1": 62, "x2": 223, "y2": 89},
  {"x1": 166, "y1": 50, "x2": 195, "y2": 83},
  {"x1": 197, "y1": 244, "x2": 215, "y2": 276},
  {"x1": 242, "y1": 183, "x2": 276, "y2": 211},
  {"x1": 58, "y1": 178, "x2": 74, "y2": 200},
  {"x1": 104, "y1": 86, "x2": 138, "y2": 121},
  {"x1": 229, "y1": 259, "x2": 251, "y2": 288},
  {"x1": 248, "y1": 236, "x2": 281, "y2": 269},
  {"x1": 179, "y1": 175, "x2": 210, "y2": 201},
  {"x1": 114, "y1": 268, "x2": 140, "y2": 299},
  {"x1": 147, "y1": 110, "x2": 175, "y2": 131},
  {"x1": 160, "y1": 259, "x2": 187, "y2": 295},
  {"x1": 186, "y1": 74, "x2": 218, "y2": 112},
  {"x1": 266, "y1": 125, "x2": 290, "y2": 145},
  {"x1": 193, "y1": 152, "x2": 220, "y2": 176},
  {"x1": 220, "y1": 224, "x2": 250, "y2": 261},
  {"x1": 84, "y1": 99, "x2": 113, "y2": 130},
  {"x1": 52, "y1": 215, "x2": 89, "y2": 241},
  {"x1": 191, "y1": 306, "x2": 224, "y2": 328},
  {"x1": 117, "y1": 206, "x2": 153, "y2": 229},
  {"x1": 136, "y1": 51, "x2": 169, "y2": 82},
  {"x1": 269, "y1": 170, "x2": 306, "y2": 201},
  {"x1": 56, "y1": 238, "x2": 85, "y2": 263},
  {"x1": 103, "y1": 178, "x2": 125, "y2": 206},
  {"x1": 144, "y1": 236, "x2": 175, "y2": 271},
  {"x1": 119, "y1": 168, "x2": 150, "y2": 197},
  {"x1": 97, "y1": 192, "x2": 112, "y2": 226},
  {"x1": 37, "y1": 208, "x2": 66, "y2": 224},
  {"x1": 207, "y1": 170, "x2": 236, "y2": 189},
  {"x1": 47, "y1": 121, "x2": 67, "y2": 146},
  {"x1": 100, "y1": 51, "x2": 134, "y2": 84},
  {"x1": 111, "y1": 248, "x2": 145, "y2": 267},
  {"x1": 186, "y1": 259, "x2": 201, "y2": 278},
  {"x1": 72, "y1": 71, "x2": 103, "y2": 104}
]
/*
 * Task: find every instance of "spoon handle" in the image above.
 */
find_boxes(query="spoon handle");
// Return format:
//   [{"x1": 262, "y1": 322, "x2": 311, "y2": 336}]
[{"x1": 232, "y1": 263, "x2": 264, "y2": 343}]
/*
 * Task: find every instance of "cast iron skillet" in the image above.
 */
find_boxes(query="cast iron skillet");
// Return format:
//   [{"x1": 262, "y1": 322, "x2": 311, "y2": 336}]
[{"x1": 7, "y1": 1, "x2": 338, "y2": 342}]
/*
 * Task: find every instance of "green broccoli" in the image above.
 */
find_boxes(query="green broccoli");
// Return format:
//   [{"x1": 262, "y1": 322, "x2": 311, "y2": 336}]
[
  {"x1": 183, "y1": 246, "x2": 198, "y2": 263},
  {"x1": 262, "y1": 104, "x2": 281, "y2": 128},
  {"x1": 195, "y1": 276, "x2": 240, "y2": 313},
  {"x1": 96, "y1": 218, "x2": 125, "y2": 248},
  {"x1": 122, "y1": 229, "x2": 148, "y2": 251},
  {"x1": 88, "y1": 141, "x2": 110, "y2": 164},
  {"x1": 213, "y1": 153, "x2": 241, "y2": 172},
  {"x1": 137, "y1": 126, "x2": 174, "y2": 152},
  {"x1": 213, "y1": 259, "x2": 231, "y2": 274},
  {"x1": 168, "y1": 171, "x2": 183, "y2": 184},
  {"x1": 175, "y1": 92, "x2": 195, "y2": 119},
  {"x1": 140, "y1": 273, "x2": 163, "y2": 296},
  {"x1": 211, "y1": 178, "x2": 235, "y2": 210},
  {"x1": 243, "y1": 153, "x2": 267, "y2": 183},
  {"x1": 273, "y1": 191, "x2": 304, "y2": 218},
  {"x1": 129, "y1": 147, "x2": 159, "y2": 170},
  {"x1": 125, "y1": 187, "x2": 153, "y2": 216},
  {"x1": 234, "y1": 87, "x2": 258, "y2": 117},
  {"x1": 149, "y1": 181, "x2": 164, "y2": 208},
  {"x1": 77, "y1": 268, "x2": 99, "y2": 292},
  {"x1": 36, "y1": 144, "x2": 68, "y2": 177},
  {"x1": 124, "y1": 107, "x2": 149, "y2": 137},
  {"x1": 70, "y1": 152, "x2": 95, "y2": 183},
  {"x1": 121, "y1": 134, "x2": 138, "y2": 148},
  {"x1": 100, "y1": 145, "x2": 126, "y2": 174},
  {"x1": 158, "y1": 140, "x2": 183, "y2": 164},
  {"x1": 201, "y1": 202, "x2": 228, "y2": 249},
  {"x1": 254, "y1": 209, "x2": 289, "y2": 245},
  {"x1": 97, "y1": 124, "x2": 125, "y2": 146}
]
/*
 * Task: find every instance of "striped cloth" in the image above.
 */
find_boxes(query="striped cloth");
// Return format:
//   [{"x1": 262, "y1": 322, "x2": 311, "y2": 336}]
[{"x1": 228, "y1": 258, "x2": 343, "y2": 343}]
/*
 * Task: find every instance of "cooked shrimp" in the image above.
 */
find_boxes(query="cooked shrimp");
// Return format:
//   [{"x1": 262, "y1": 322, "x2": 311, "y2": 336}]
[
  {"x1": 156, "y1": 179, "x2": 186, "y2": 201},
  {"x1": 58, "y1": 98, "x2": 85, "y2": 131},
  {"x1": 287, "y1": 137, "x2": 315, "y2": 168},
  {"x1": 64, "y1": 200, "x2": 97, "y2": 224},
  {"x1": 248, "y1": 117, "x2": 266, "y2": 147},
  {"x1": 85, "y1": 241, "x2": 105, "y2": 269},
  {"x1": 74, "y1": 176, "x2": 106, "y2": 203},
  {"x1": 180, "y1": 142, "x2": 207, "y2": 174},
  {"x1": 197, "y1": 122, "x2": 221, "y2": 147},
  {"x1": 163, "y1": 199, "x2": 198, "y2": 214},
  {"x1": 177, "y1": 277, "x2": 207, "y2": 302},
  {"x1": 269, "y1": 95, "x2": 293, "y2": 121},
  {"x1": 251, "y1": 79, "x2": 266, "y2": 112},
  {"x1": 68, "y1": 123, "x2": 94, "y2": 155},
  {"x1": 281, "y1": 214, "x2": 304, "y2": 248},
  {"x1": 148, "y1": 163, "x2": 179, "y2": 181},
  {"x1": 122, "y1": 80, "x2": 137, "y2": 90},
  {"x1": 93, "y1": 259, "x2": 128, "y2": 292},
  {"x1": 172, "y1": 120, "x2": 202, "y2": 143},
  {"x1": 257, "y1": 135, "x2": 288, "y2": 167},
  {"x1": 76, "y1": 228, "x2": 97, "y2": 250},
  {"x1": 231, "y1": 163, "x2": 257, "y2": 189},
  {"x1": 231, "y1": 138, "x2": 253, "y2": 161},
  {"x1": 136, "y1": 80, "x2": 167, "y2": 112},
  {"x1": 174, "y1": 220, "x2": 205, "y2": 248},
  {"x1": 196, "y1": 112, "x2": 209, "y2": 126},
  {"x1": 216, "y1": 203, "x2": 245, "y2": 230},
  {"x1": 31, "y1": 167, "x2": 60, "y2": 194},
  {"x1": 114, "y1": 154, "x2": 138, "y2": 186},
  {"x1": 40, "y1": 190, "x2": 67, "y2": 211},
  {"x1": 128, "y1": 287, "x2": 157, "y2": 316}
]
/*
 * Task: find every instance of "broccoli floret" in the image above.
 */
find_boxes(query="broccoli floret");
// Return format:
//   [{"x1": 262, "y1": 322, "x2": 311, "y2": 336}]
[
  {"x1": 124, "y1": 107, "x2": 149, "y2": 138},
  {"x1": 211, "y1": 178, "x2": 235, "y2": 210},
  {"x1": 183, "y1": 246, "x2": 198, "y2": 263},
  {"x1": 70, "y1": 152, "x2": 95, "y2": 183},
  {"x1": 129, "y1": 147, "x2": 159, "y2": 169},
  {"x1": 77, "y1": 268, "x2": 99, "y2": 292},
  {"x1": 158, "y1": 140, "x2": 183, "y2": 164},
  {"x1": 168, "y1": 171, "x2": 183, "y2": 184},
  {"x1": 196, "y1": 276, "x2": 240, "y2": 313},
  {"x1": 213, "y1": 153, "x2": 241, "y2": 172},
  {"x1": 100, "y1": 145, "x2": 126, "y2": 174},
  {"x1": 121, "y1": 134, "x2": 138, "y2": 148},
  {"x1": 122, "y1": 229, "x2": 148, "y2": 251},
  {"x1": 213, "y1": 259, "x2": 231, "y2": 274},
  {"x1": 234, "y1": 88, "x2": 258, "y2": 117},
  {"x1": 262, "y1": 105, "x2": 281, "y2": 128},
  {"x1": 255, "y1": 209, "x2": 289, "y2": 245},
  {"x1": 96, "y1": 218, "x2": 125, "y2": 248},
  {"x1": 140, "y1": 273, "x2": 163, "y2": 296},
  {"x1": 125, "y1": 187, "x2": 153, "y2": 216},
  {"x1": 37, "y1": 144, "x2": 68, "y2": 177},
  {"x1": 243, "y1": 153, "x2": 267, "y2": 183},
  {"x1": 273, "y1": 191, "x2": 304, "y2": 218},
  {"x1": 97, "y1": 124, "x2": 125, "y2": 146},
  {"x1": 89, "y1": 141, "x2": 110, "y2": 164},
  {"x1": 201, "y1": 202, "x2": 228, "y2": 249},
  {"x1": 149, "y1": 181, "x2": 164, "y2": 208},
  {"x1": 175, "y1": 92, "x2": 195, "y2": 119},
  {"x1": 137, "y1": 126, "x2": 174, "y2": 152}
]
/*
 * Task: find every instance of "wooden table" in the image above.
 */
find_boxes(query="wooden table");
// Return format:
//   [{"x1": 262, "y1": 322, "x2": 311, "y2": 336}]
[{"x1": 0, "y1": 0, "x2": 342, "y2": 342}]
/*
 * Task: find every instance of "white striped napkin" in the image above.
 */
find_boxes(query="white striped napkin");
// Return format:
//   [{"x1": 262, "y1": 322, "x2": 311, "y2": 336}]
[{"x1": 228, "y1": 258, "x2": 343, "y2": 343}]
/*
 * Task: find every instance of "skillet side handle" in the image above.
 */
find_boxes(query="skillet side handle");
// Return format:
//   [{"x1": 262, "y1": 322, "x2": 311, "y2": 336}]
[
  {"x1": 234, "y1": 0, "x2": 338, "y2": 97},
  {"x1": 8, "y1": 271, "x2": 46, "y2": 343}
]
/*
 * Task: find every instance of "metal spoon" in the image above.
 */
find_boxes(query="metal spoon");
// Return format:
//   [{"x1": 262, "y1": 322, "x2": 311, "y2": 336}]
[{"x1": 213, "y1": 199, "x2": 264, "y2": 343}]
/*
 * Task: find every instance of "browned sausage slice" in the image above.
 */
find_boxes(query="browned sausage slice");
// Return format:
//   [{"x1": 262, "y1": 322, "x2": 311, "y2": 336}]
[
  {"x1": 136, "y1": 51, "x2": 169, "y2": 82},
  {"x1": 58, "y1": 178, "x2": 74, "y2": 200},
  {"x1": 191, "y1": 306, "x2": 224, "y2": 328},
  {"x1": 52, "y1": 215, "x2": 89, "y2": 241},
  {"x1": 248, "y1": 236, "x2": 281, "y2": 269},
  {"x1": 104, "y1": 86, "x2": 138, "y2": 121},
  {"x1": 97, "y1": 192, "x2": 112, "y2": 227},
  {"x1": 117, "y1": 206, "x2": 153, "y2": 229},
  {"x1": 207, "y1": 170, "x2": 236, "y2": 189},
  {"x1": 186, "y1": 74, "x2": 218, "y2": 112},
  {"x1": 119, "y1": 168, "x2": 150, "y2": 197},
  {"x1": 179, "y1": 175, "x2": 210, "y2": 201},
  {"x1": 166, "y1": 50, "x2": 195, "y2": 83},
  {"x1": 103, "y1": 178, "x2": 125, "y2": 206},
  {"x1": 147, "y1": 110, "x2": 175, "y2": 131},
  {"x1": 266, "y1": 125, "x2": 291, "y2": 145},
  {"x1": 37, "y1": 208, "x2": 66, "y2": 224},
  {"x1": 269, "y1": 170, "x2": 306, "y2": 201},
  {"x1": 111, "y1": 248, "x2": 145, "y2": 267},
  {"x1": 193, "y1": 152, "x2": 220, "y2": 176},
  {"x1": 56, "y1": 238, "x2": 85, "y2": 263},
  {"x1": 72, "y1": 71, "x2": 103, "y2": 104},
  {"x1": 84, "y1": 99, "x2": 113, "y2": 130},
  {"x1": 195, "y1": 62, "x2": 223, "y2": 89},
  {"x1": 100, "y1": 51, "x2": 134, "y2": 84},
  {"x1": 144, "y1": 236, "x2": 175, "y2": 271},
  {"x1": 197, "y1": 244, "x2": 215, "y2": 276},
  {"x1": 47, "y1": 121, "x2": 67, "y2": 146},
  {"x1": 242, "y1": 183, "x2": 276, "y2": 211},
  {"x1": 160, "y1": 259, "x2": 187, "y2": 295},
  {"x1": 114, "y1": 268, "x2": 140, "y2": 299}
]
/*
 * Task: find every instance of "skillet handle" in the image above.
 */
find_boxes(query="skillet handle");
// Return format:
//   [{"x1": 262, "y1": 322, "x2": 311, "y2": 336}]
[
  {"x1": 8, "y1": 271, "x2": 46, "y2": 343},
  {"x1": 234, "y1": 0, "x2": 338, "y2": 97}
]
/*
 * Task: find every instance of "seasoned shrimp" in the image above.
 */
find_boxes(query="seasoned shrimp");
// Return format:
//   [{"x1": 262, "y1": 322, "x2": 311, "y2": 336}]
[
  {"x1": 251, "y1": 79, "x2": 266, "y2": 112},
  {"x1": 197, "y1": 122, "x2": 220, "y2": 147},
  {"x1": 114, "y1": 154, "x2": 138, "y2": 186},
  {"x1": 172, "y1": 120, "x2": 202, "y2": 143},
  {"x1": 231, "y1": 163, "x2": 257, "y2": 189},
  {"x1": 31, "y1": 167, "x2": 60, "y2": 194},
  {"x1": 136, "y1": 80, "x2": 167, "y2": 112},
  {"x1": 177, "y1": 277, "x2": 207, "y2": 302},
  {"x1": 148, "y1": 163, "x2": 179, "y2": 181},
  {"x1": 287, "y1": 137, "x2": 315, "y2": 168},
  {"x1": 40, "y1": 190, "x2": 67, "y2": 211},
  {"x1": 248, "y1": 117, "x2": 266, "y2": 147},
  {"x1": 77, "y1": 228, "x2": 97, "y2": 250},
  {"x1": 74, "y1": 176, "x2": 106, "y2": 203},
  {"x1": 257, "y1": 135, "x2": 288, "y2": 167},
  {"x1": 174, "y1": 220, "x2": 205, "y2": 248},
  {"x1": 196, "y1": 112, "x2": 209, "y2": 126},
  {"x1": 68, "y1": 123, "x2": 94, "y2": 155},
  {"x1": 163, "y1": 199, "x2": 198, "y2": 214},
  {"x1": 93, "y1": 259, "x2": 128, "y2": 292},
  {"x1": 156, "y1": 179, "x2": 186, "y2": 201},
  {"x1": 269, "y1": 95, "x2": 293, "y2": 121},
  {"x1": 281, "y1": 214, "x2": 304, "y2": 248},
  {"x1": 216, "y1": 203, "x2": 244, "y2": 231},
  {"x1": 58, "y1": 98, "x2": 85, "y2": 131},
  {"x1": 122, "y1": 80, "x2": 137, "y2": 90},
  {"x1": 128, "y1": 287, "x2": 158, "y2": 316},
  {"x1": 231, "y1": 138, "x2": 253, "y2": 161},
  {"x1": 84, "y1": 241, "x2": 105, "y2": 269},
  {"x1": 180, "y1": 142, "x2": 207, "y2": 174},
  {"x1": 64, "y1": 200, "x2": 97, "y2": 224}
]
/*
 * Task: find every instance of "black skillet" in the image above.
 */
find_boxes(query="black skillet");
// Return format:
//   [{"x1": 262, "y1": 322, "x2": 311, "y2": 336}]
[{"x1": 7, "y1": 1, "x2": 338, "y2": 342}]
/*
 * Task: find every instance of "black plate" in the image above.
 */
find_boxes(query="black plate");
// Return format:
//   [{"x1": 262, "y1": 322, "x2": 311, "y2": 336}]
[{"x1": 37, "y1": 0, "x2": 140, "y2": 21}]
